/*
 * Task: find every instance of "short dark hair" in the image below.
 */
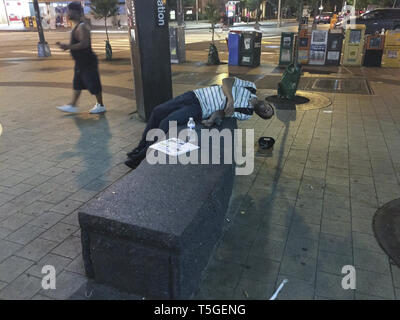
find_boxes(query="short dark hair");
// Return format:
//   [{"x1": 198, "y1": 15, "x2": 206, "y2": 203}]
[{"x1": 68, "y1": 2, "x2": 83, "y2": 14}]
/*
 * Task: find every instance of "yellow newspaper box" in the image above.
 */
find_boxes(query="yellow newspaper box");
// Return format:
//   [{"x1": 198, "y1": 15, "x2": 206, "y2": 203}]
[
  {"x1": 342, "y1": 24, "x2": 366, "y2": 66},
  {"x1": 382, "y1": 30, "x2": 400, "y2": 68}
]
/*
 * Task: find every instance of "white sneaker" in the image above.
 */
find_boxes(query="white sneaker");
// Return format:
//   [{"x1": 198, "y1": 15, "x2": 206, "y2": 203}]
[
  {"x1": 57, "y1": 105, "x2": 78, "y2": 113},
  {"x1": 89, "y1": 103, "x2": 106, "y2": 114}
]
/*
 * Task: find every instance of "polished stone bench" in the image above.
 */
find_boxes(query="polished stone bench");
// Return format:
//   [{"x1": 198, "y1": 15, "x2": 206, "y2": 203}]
[{"x1": 78, "y1": 118, "x2": 237, "y2": 299}]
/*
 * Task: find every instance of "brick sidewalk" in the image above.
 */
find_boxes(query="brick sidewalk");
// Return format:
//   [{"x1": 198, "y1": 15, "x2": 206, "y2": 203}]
[{"x1": 0, "y1": 35, "x2": 400, "y2": 299}]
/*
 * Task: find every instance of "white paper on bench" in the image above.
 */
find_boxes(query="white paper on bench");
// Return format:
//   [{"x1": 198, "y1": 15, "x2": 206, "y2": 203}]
[{"x1": 149, "y1": 138, "x2": 199, "y2": 156}]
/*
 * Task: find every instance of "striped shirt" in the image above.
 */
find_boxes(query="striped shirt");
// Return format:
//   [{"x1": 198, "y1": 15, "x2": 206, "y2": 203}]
[{"x1": 193, "y1": 77, "x2": 257, "y2": 121}]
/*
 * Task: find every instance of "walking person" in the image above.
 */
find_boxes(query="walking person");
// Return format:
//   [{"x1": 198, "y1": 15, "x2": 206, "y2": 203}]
[
  {"x1": 125, "y1": 77, "x2": 274, "y2": 169},
  {"x1": 56, "y1": 2, "x2": 106, "y2": 114}
]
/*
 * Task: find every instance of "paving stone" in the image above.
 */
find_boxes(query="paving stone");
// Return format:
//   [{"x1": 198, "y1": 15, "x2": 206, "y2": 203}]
[
  {"x1": 38, "y1": 270, "x2": 87, "y2": 300},
  {"x1": 65, "y1": 254, "x2": 85, "y2": 276},
  {"x1": 50, "y1": 199, "x2": 84, "y2": 216},
  {"x1": 0, "y1": 256, "x2": 34, "y2": 283},
  {"x1": 256, "y1": 222, "x2": 289, "y2": 243},
  {"x1": 241, "y1": 255, "x2": 280, "y2": 284},
  {"x1": 317, "y1": 251, "x2": 353, "y2": 276},
  {"x1": 280, "y1": 252, "x2": 317, "y2": 283},
  {"x1": 40, "y1": 190, "x2": 72, "y2": 205},
  {"x1": 0, "y1": 213, "x2": 34, "y2": 231},
  {"x1": 288, "y1": 220, "x2": 320, "y2": 241},
  {"x1": 354, "y1": 248, "x2": 391, "y2": 275},
  {"x1": 29, "y1": 211, "x2": 65, "y2": 229},
  {"x1": 51, "y1": 236, "x2": 81, "y2": 260},
  {"x1": 234, "y1": 277, "x2": 276, "y2": 300},
  {"x1": 31, "y1": 294, "x2": 53, "y2": 300},
  {"x1": 23, "y1": 174, "x2": 51, "y2": 186},
  {"x1": 0, "y1": 227, "x2": 12, "y2": 239},
  {"x1": 392, "y1": 265, "x2": 400, "y2": 288},
  {"x1": 6, "y1": 224, "x2": 45, "y2": 245},
  {"x1": 292, "y1": 207, "x2": 322, "y2": 225},
  {"x1": 0, "y1": 193, "x2": 16, "y2": 206},
  {"x1": 352, "y1": 217, "x2": 374, "y2": 235},
  {"x1": 15, "y1": 238, "x2": 59, "y2": 261},
  {"x1": 351, "y1": 203, "x2": 377, "y2": 220},
  {"x1": 286, "y1": 236, "x2": 318, "y2": 259},
  {"x1": 20, "y1": 201, "x2": 54, "y2": 217},
  {"x1": 26, "y1": 253, "x2": 72, "y2": 278},
  {"x1": 248, "y1": 237, "x2": 285, "y2": 262},
  {"x1": 0, "y1": 281, "x2": 7, "y2": 290},
  {"x1": 61, "y1": 211, "x2": 80, "y2": 227},
  {"x1": 353, "y1": 232, "x2": 384, "y2": 254},
  {"x1": 355, "y1": 293, "x2": 386, "y2": 300},
  {"x1": 316, "y1": 272, "x2": 354, "y2": 300},
  {"x1": 319, "y1": 233, "x2": 353, "y2": 257},
  {"x1": 321, "y1": 218, "x2": 352, "y2": 238},
  {"x1": 0, "y1": 240, "x2": 22, "y2": 262},
  {"x1": 355, "y1": 269, "x2": 395, "y2": 299},
  {"x1": 202, "y1": 259, "x2": 244, "y2": 290},
  {"x1": 0, "y1": 273, "x2": 42, "y2": 300},
  {"x1": 40, "y1": 223, "x2": 79, "y2": 243},
  {"x1": 275, "y1": 275, "x2": 315, "y2": 300},
  {"x1": 9, "y1": 190, "x2": 45, "y2": 207}
]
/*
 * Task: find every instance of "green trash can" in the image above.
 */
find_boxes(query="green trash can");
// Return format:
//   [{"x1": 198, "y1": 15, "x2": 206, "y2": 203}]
[{"x1": 277, "y1": 63, "x2": 302, "y2": 100}]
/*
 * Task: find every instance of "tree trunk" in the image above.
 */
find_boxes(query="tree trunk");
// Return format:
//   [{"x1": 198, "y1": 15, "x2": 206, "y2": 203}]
[
  {"x1": 105, "y1": 17, "x2": 109, "y2": 42},
  {"x1": 211, "y1": 24, "x2": 214, "y2": 44}
]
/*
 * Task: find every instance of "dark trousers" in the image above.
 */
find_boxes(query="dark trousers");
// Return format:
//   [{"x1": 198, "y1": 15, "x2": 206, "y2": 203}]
[{"x1": 138, "y1": 91, "x2": 203, "y2": 149}]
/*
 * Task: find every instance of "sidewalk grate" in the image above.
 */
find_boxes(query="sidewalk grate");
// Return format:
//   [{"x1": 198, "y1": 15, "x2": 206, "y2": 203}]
[{"x1": 306, "y1": 78, "x2": 373, "y2": 95}]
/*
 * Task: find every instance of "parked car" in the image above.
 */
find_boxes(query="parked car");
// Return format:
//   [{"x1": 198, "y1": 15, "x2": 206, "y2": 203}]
[
  {"x1": 339, "y1": 8, "x2": 400, "y2": 34},
  {"x1": 315, "y1": 12, "x2": 332, "y2": 24}
]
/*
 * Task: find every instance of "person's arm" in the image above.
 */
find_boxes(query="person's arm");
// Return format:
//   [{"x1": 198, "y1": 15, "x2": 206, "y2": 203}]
[
  {"x1": 57, "y1": 23, "x2": 90, "y2": 50},
  {"x1": 222, "y1": 77, "x2": 235, "y2": 116}
]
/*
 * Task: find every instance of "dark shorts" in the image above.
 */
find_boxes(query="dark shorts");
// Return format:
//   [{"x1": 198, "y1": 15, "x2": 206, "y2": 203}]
[{"x1": 73, "y1": 64, "x2": 102, "y2": 95}]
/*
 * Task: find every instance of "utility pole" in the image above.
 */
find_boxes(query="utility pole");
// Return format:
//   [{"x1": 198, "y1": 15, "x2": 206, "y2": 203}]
[
  {"x1": 33, "y1": 0, "x2": 51, "y2": 57},
  {"x1": 196, "y1": 0, "x2": 198, "y2": 23},
  {"x1": 2, "y1": 0, "x2": 10, "y2": 26},
  {"x1": 277, "y1": 0, "x2": 281, "y2": 27},
  {"x1": 177, "y1": 0, "x2": 184, "y2": 26}
]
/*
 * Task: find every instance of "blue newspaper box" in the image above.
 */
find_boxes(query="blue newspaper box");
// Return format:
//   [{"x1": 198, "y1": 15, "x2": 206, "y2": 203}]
[{"x1": 228, "y1": 32, "x2": 240, "y2": 66}]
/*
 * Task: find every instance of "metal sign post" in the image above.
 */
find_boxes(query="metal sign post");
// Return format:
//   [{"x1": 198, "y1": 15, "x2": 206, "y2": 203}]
[{"x1": 33, "y1": 0, "x2": 51, "y2": 57}]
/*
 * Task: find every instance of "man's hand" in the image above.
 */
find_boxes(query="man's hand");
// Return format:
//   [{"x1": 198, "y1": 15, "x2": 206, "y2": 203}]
[
  {"x1": 56, "y1": 42, "x2": 69, "y2": 50},
  {"x1": 224, "y1": 99, "x2": 234, "y2": 117}
]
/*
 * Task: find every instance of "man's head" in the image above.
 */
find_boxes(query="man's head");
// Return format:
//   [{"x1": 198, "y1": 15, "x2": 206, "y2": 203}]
[
  {"x1": 250, "y1": 97, "x2": 274, "y2": 119},
  {"x1": 67, "y1": 2, "x2": 83, "y2": 22}
]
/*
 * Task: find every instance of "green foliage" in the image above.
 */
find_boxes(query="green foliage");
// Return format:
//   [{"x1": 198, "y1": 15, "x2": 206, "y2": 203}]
[
  {"x1": 205, "y1": 1, "x2": 220, "y2": 63},
  {"x1": 90, "y1": 0, "x2": 119, "y2": 20},
  {"x1": 90, "y1": 0, "x2": 118, "y2": 59},
  {"x1": 168, "y1": 0, "x2": 196, "y2": 9}
]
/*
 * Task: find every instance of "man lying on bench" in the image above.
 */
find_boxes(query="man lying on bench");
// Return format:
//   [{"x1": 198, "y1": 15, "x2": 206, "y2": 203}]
[{"x1": 125, "y1": 77, "x2": 274, "y2": 169}]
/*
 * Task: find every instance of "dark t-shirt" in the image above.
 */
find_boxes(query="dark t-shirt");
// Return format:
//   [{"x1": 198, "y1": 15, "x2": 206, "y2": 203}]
[{"x1": 70, "y1": 22, "x2": 97, "y2": 69}]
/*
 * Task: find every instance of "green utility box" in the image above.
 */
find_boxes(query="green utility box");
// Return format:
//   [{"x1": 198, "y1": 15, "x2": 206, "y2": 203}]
[
  {"x1": 279, "y1": 32, "x2": 295, "y2": 66},
  {"x1": 277, "y1": 63, "x2": 302, "y2": 100}
]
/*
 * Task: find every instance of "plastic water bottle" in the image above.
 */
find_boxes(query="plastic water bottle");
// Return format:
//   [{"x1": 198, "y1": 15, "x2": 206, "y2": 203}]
[{"x1": 187, "y1": 117, "x2": 195, "y2": 143}]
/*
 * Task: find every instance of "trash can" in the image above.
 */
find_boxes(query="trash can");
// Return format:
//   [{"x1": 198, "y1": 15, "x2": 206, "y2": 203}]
[
  {"x1": 277, "y1": 63, "x2": 302, "y2": 100},
  {"x1": 228, "y1": 32, "x2": 241, "y2": 66},
  {"x1": 169, "y1": 26, "x2": 186, "y2": 64},
  {"x1": 239, "y1": 30, "x2": 262, "y2": 67}
]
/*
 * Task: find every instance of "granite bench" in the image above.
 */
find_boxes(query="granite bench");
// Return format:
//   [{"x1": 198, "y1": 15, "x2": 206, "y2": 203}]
[{"x1": 78, "y1": 118, "x2": 237, "y2": 299}]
